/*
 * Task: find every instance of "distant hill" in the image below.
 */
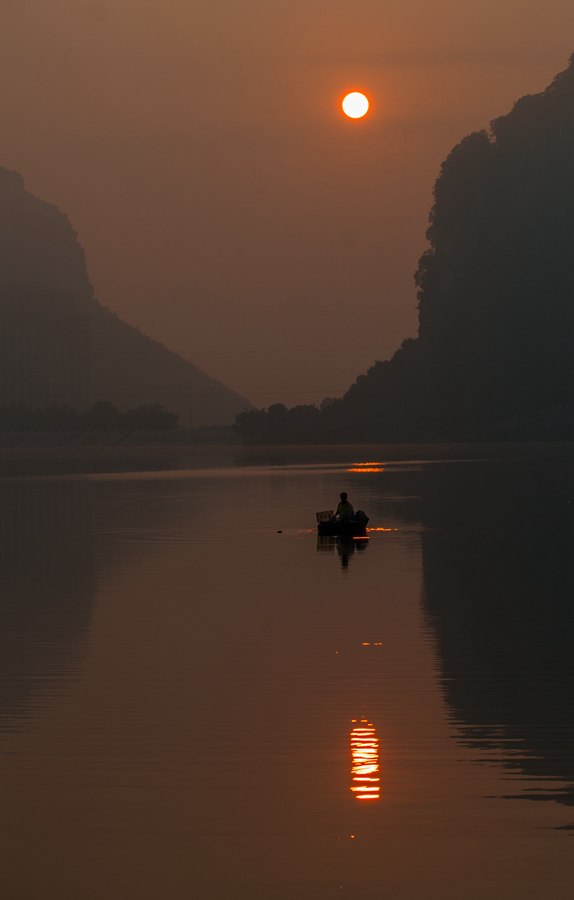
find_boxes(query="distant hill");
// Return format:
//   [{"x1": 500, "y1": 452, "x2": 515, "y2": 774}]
[
  {"x1": 0, "y1": 167, "x2": 253, "y2": 427},
  {"x1": 236, "y1": 56, "x2": 574, "y2": 443}
]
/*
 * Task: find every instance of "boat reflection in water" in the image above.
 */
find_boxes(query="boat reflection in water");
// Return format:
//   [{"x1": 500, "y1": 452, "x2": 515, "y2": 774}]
[
  {"x1": 350, "y1": 718, "x2": 380, "y2": 800},
  {"x1": 316, "y1": 534, "x2": 369, "y2": 570}
]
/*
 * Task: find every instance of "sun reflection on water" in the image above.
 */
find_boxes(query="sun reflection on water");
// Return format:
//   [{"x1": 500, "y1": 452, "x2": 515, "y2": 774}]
[
  {"x1": 350, "y1": 719, "x2": 380, "y2": 800},
  {"x1": 347, "y1": 462, "x2": 385, "y2": 473}
]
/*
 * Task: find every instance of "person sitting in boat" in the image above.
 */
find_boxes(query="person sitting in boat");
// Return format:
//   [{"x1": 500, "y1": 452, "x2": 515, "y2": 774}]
[{"x1": 335, "y1": 492, "x2": 354, "y2": 521}]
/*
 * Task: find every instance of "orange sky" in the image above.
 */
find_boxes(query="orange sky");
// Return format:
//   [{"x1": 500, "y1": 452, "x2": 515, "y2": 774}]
[{"x1": 0, "y1": 1, "x2": 572, "y2": 407}]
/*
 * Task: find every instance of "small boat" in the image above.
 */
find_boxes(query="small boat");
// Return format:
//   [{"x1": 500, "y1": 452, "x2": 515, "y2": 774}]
[
  {"x1": 316, "y1": 509, "x2": 369, "y2": 536},
  {"x1": 317, "y1": 519, "x2": 368, "y2": 536}
]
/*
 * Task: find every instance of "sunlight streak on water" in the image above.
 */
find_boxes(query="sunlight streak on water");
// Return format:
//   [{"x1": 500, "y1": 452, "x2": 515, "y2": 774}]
[{"x1": 351, "y1": 719, "x2": 381, "y2": 800}]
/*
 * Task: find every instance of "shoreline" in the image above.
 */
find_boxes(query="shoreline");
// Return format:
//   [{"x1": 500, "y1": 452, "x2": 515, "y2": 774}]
[
  {"x1": 0, "y1": 439, "x2": 571, "y2": 456},
  {"x1": 0, "y1": 440, "x2": 570, "y2": 475}
]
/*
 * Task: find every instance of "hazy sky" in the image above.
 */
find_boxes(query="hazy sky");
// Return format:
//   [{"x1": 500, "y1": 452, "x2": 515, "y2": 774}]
[{"x1": 1, "y1": 1, "x2": 572, "y2": 407}]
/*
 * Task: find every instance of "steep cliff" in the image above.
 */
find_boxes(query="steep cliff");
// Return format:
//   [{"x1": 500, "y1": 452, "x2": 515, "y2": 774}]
[
  {"x1": 356, "y1": 55, "x2": 573, "y2": 440},
  {"x1": 415, "y1": 55, "x2": 574, "y2": 429},
  {"x1": 0, "y1": 167, "x2": 253, "y2": 426},
  {"x1": 344, "y1": 55, "x2": 574, "y2": 440}
]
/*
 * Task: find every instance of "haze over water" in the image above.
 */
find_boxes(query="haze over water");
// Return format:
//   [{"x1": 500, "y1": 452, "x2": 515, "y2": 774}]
[{"x1": 0, "y1": 444, "x2": 572, "y2": 899}]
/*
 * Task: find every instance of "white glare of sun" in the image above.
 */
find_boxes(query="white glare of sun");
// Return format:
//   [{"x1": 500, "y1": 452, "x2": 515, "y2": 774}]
[{"x1": 342, "y1": 92, "x2": 369, "y2": 119}]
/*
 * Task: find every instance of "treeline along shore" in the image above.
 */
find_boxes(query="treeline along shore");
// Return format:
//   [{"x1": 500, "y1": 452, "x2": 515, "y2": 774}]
[
  {"x1": 235, "y1": 57, "x2": 574, "y2": 445},
  {"x1": 0, "y1": 401, "x2": 178, "y2": 433},
  {"x1": 0, "y1": 401, "x2": 239, "y2": 449}
]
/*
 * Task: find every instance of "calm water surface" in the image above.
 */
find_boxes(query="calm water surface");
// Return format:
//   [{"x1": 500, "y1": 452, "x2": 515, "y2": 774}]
[{"x1": 0, "y1": 445, "x2": 572, "y2": 899}]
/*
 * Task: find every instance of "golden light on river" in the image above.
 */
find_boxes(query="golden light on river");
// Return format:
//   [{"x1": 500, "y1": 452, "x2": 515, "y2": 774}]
[
  {"x1": 350, "y1": 719, "x2": 380, "y2": 800},
  {"x1": 347, "y1": 461, "x2": 384, "y2": 472},
  {"x1": 342, "y1": 92, "x2": 369, "y2": 118}
]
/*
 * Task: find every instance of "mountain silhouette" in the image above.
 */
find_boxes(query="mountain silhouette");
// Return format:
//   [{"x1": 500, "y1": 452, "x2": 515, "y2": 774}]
[
  {"x1": 235, "y1": 55, "x2": 574, "y2": 443},
  {"x1": 0, "y1": 167, "x2": 253, "y2": 427}
]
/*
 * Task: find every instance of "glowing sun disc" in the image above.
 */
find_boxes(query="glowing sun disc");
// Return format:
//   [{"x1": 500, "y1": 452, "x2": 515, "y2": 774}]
[{"x1": 342, "y1": 92, "x2": 369, "y2": 118}]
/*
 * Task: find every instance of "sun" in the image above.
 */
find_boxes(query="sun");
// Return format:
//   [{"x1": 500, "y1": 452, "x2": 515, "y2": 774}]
[{"x1": 342, "y1": 92, "x2": 369, "y2": 119}]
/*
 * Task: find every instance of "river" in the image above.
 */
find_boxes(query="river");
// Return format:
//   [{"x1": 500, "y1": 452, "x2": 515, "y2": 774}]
[{"x1": 0, "y1": 444, "x2": 572, "y2": 899}]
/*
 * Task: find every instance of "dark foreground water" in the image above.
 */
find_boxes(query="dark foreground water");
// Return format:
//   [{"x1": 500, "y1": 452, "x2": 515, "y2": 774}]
[{"x1": 0, "y1": 444, "x2": 572, "y2": 900}]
